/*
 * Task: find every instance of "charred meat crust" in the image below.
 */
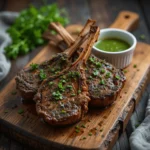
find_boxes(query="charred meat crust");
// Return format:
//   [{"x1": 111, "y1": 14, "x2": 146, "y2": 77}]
[
  {"x1": 86, "y1": 55, "x2": 126, "y2": 107},
  {"x1": 34, "y1": 25, "x2": 99, "y2": 126},
  {"x1": 46, "y1": 24, "x2": 126, "y2": 108},
  {"x1": 15, "y1": 53, "x2": 71, "y2": 100},
  {"x1": 15, "y1": 19, "x2": 96, "y2": 101}
]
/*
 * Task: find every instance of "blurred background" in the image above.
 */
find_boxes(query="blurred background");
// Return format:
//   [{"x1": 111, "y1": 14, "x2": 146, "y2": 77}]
[
  {"x1": 0, "y1": 1, "x2": 150, "y2": 150},
  {"x1": 0, "y1": 0, "x2": 150, "y2": 43}
]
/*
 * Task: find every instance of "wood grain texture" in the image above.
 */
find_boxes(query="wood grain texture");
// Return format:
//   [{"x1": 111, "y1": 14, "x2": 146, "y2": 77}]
[
  {"x1": 0, "y1": 42, "x2": 149, "y2": 150},
  {"x1": 1, "y1": 0, "x2": 150, "y2": 150},
  {"x1": 110, "y1": 11, "x2": 139, "y2": 31},
  {"x1": 88, "y1": 0, "x2": 150, "y2": 43}
]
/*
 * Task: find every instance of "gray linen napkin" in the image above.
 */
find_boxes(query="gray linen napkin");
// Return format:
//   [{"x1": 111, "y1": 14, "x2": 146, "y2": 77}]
[
  {"x1": 0, "y1": 11, "x2": 18, "y2": 81},
  {"x1": 130, "y1": 85, "x2": 150, "y2": 150}
]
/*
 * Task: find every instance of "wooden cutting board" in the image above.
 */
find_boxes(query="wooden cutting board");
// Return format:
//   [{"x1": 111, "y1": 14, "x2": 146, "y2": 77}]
[{"x1": 0, "y1": 11, "x2": 150, "y2": 150}]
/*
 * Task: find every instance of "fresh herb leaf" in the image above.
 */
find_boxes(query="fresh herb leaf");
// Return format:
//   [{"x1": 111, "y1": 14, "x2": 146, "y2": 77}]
[
  {"x1": 66, "y1": 85, "x2": 72, "y2": 90},
  {"x1": 5, "y1": 4, "x2": 69, "y2": 59},
  {"x1": 95, "y1": 62, "x2": 102, "y2": 68},
  {"x1": 18, "y1": 109, "x2": 24, "y2": 114},
  {"x1": 48, "y1": 81, "x2": 54, "y2": 86},
  {"x1": 52, "y1": 91, "x2": 63, "y2": 100},
  {"x1": 77, "y1": 90, "x2": 81, "y2": 94},
  {"x1": 88, "y1": 132, "x2": 92, "y2": 136},
  {"x1": 139, "y1": 34, "x2": 146, "y2": 40},
  {"x1": 100, "y1": 79, "x2": 105, "y2": 85},
  {"x1": 61, "y1": 110, "x2": 66, "y2": 114},
  {"x1": 89, "y1": 57, "x2": 95, "y2": 63},
  {"x1": 92, "y1": 70, "x2": 99, "y2": 77},
  {"x1": 39, "y1": 69, "x2": 46, "y2": 80},
  {"x1": 81, "y1": 136, "x2": 86, "y2": 140},
  {"x1": 101, "y1": 69, "x2": 105, "y2": 74},
  {"x1": 75, "y1": 125, "x2": 80, "y2": 129},
  {"x1": 81, "y1": 124, "x2": 86, "y2": 128},
  {"x1": 133, "y1": 64, "x2": 137, "y2": 68},
  {"x1": 75, "y1": 129, "x2": 80, "y2": 133},
  {"x1": 123, "y1": 70, "x2": 128, "y2": 73},
  {"x1": 71, "y1": 93, "x2": 76, "y2": 96},
  {"x1": 115, "y1": 75, "x2": 120, "y2": 80},
  {"x1": 105, "y1": 72, "x2": 111, "y2": 78},
  {"x1": 30, "y1": 63, "x2": 38, "y2": 70}
]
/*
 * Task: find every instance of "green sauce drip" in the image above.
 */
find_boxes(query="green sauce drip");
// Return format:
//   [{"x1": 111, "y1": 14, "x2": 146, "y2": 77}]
[{"x1": 95, "y1": 38, "x2": 130, "y2": 52}]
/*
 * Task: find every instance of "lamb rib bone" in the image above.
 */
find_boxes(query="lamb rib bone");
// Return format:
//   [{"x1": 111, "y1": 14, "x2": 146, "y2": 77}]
[
  {"x1": 46, "y1": 23, "x2": 126, "y2": 108},
  {"x1": 15, "y1": 19, "x2": 96, "y2": 100},
  {"x1": 34, "y1": 25, "x2": 100, "y2": 126}
]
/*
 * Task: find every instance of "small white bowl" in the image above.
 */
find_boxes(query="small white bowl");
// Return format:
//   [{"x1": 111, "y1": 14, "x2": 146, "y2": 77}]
[{"x1": 92, "y1": 28, "x2": 137, "y2": 69}]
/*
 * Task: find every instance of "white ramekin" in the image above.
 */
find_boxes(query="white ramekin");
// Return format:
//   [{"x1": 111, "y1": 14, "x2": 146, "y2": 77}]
[{"x1": 92, "y1": 28, "x2": 137, "y2": 69}]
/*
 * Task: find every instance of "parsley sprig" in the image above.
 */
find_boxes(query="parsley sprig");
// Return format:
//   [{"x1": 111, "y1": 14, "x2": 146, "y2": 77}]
[{"x1": 5, "y1": 4, "x2": 69, "y2": 59}]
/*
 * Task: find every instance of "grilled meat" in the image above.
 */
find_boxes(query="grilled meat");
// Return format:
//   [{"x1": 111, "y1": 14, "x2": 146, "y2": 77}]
[
  {"x1": 86, "y1": 55, "x2": 125, "y2": 107},
  {"x1": 34, "y1": 25, "x2": 100, "y2": 125},
  {"x1": 15, "y1": 19, "x2": 95, "y2": 100},
  {"x1": 47, "y1": 23, "x2": 126, "y2": 107}
]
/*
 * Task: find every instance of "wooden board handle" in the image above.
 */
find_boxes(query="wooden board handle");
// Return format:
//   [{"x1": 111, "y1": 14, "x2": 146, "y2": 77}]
[{"x1": 110, "y1": 11, "x2": 139, "y2": 31}]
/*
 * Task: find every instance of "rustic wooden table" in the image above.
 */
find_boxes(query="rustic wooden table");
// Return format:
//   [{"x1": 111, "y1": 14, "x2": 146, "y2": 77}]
[{"x1": 0, "y1": 0, "x2": 150, "y2": 149}]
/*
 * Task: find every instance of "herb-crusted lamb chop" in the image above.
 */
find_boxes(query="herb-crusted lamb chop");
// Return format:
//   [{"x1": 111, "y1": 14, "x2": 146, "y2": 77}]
[
  {"x1": 47, "y1": 23, "x2": 126, "y2": 108},
  {"x1": 34, "y1": 25, "x2": 100, "y2": 125},
  {"x1": 15, "y1": 19, "x2": 95, "y2": 100}
]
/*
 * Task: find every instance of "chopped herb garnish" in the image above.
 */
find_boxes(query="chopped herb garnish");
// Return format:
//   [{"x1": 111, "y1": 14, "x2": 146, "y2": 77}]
[
  {"x1": 100, "y1": 79, "x2": 105, "y2": 85},
  {"x1": 4, "y1": 4, "x2": 69, "y2": 59},
  {"x1": 39, "y1": 69, "x2": 46, "y2": 80},
  {"x1": 96, "y1": 62, "x2": 102, "y2": 68},
  {"x1": 71, "y1": 93, "x2": 76, "y2": 97},
  {"x1": 123, "y1": 70, "x2": 128, "y2": 73},
  {"x1": 81, "y1": 124, "x2": 86, "y2": 128},
  {"x1": 50, "y1": 68, "x2": 55, "y2": 73},
  {"x1": 66, "y1": 85, "x2": 73, "y2": 90},
  {"x1": 105, "y1": 72, "x2": 111, "y2": 78},
  {"x1": 115, "y1": 75, "x2": 120, "y2": 80},
  {"x1": 55, "y1": 71, "x2": 60, "y2": 74},
  {"x1": 92, "y1": 70, "x2": 99, "y2": 77},
  {"x1": 139, "y1": 34, "x2": 146, "y2": 40},
  {"x1": 82, "y1": 136, "x2": 86, "y2": 140},
  {"x1": 75, "y1": 129, "x2": 80, "y2": 133},
  {"x1": 61, "y1": 110, "x2": 66, "y2": 114},
  {"x1": 101, "y1": 69, "x2": 105, "y2": 74},
  {"x1": 88, "y1": 76, "x2": 93, "y2": 80},
  {"x1": 89, "y1": 57, "x2": 95, "y2": 63},
  {"x1": 75, "y1": 125, "x2": 80, "y2": 129},
  {"x1": 4, "y1": 110, "x2": 8, "y2": 113},
  {"x1": 58, "y1": 82, "x2": 65, "y2": 92},
  {"x1": 61, "y1": 79, "x2": 66, "y2": 83},
  {"x1": 48, "y1": 81, "x2": 54, "y2": 86},
  {"x1": 60, "y1": 75, "x2": 66, "y2": 79},
  {"x1": 18, "y1": 109, "x2": 24, "y2": 114},
  {"x1": 30, "y1": 63, "x2": 38, "y2": 70},
  {"x1": 68, "y1": 71, "x2": 80, "y2": 78},
  {"x1": 78, "y1": 90, "x2": 81, "y2": 94},
  {"x1": 52, "y1": 91, "x2": 63, "y2": 100},
  {"x1": 11, "y1": 91, "x2": 17, "y2": 95},
  {"x1": 88, "y1": 132, "x2": 92, "y2": 136},
  {"x1": 133, "y1": 64, "x2": 137, "y2": 68}
]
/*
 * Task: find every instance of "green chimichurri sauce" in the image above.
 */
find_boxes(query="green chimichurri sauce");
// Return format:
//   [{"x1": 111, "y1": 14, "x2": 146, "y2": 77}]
[{"x1": 95, "y1": 38, "x2": 130, "y2": 52}]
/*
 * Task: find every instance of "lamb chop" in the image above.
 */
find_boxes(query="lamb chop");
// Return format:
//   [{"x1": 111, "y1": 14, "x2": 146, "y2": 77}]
[
  {"x1": 15, "y1": 19, "x2": 95, "y2": 100},
  {"x1": 34, "y1": 25, "x2": 100, "y2": 126},
  {"x1": 47, "y1": 23, "x2": 126, "y2": 108}
]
